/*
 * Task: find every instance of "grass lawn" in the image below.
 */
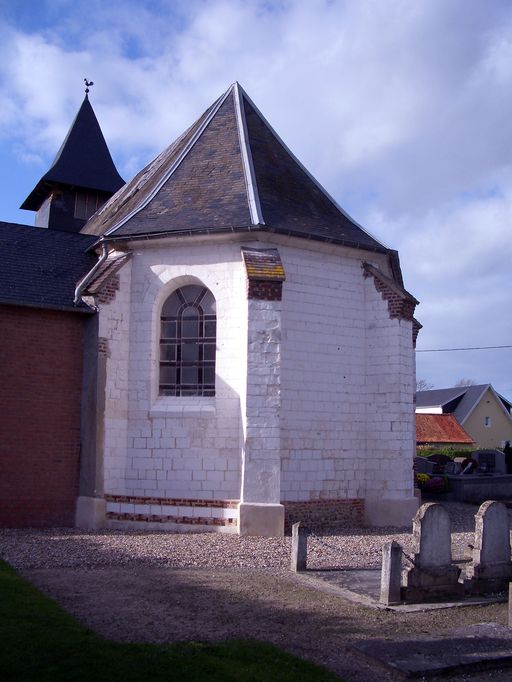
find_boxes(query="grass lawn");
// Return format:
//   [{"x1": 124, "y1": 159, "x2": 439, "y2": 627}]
[{"x1": 0, "y1": 560, "x2": 342, "y2": 681}]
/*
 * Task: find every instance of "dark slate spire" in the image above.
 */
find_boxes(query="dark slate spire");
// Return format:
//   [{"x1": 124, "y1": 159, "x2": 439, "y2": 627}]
[{"x1": 21, "y1": 93, "x2": 125, "y2": 233}]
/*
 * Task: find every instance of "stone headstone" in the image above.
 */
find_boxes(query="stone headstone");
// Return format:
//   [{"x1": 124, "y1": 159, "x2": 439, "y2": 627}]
[
  {"x1": 427, "y1": 454, "x2": 451, "y2": 474},
  {"x1": 290, "y1": 522, "x2": 307, "y2": 572},
  {"x1": 415, "y1": 502, "x2": 452, "y2": 568},
  {"x1": 474, "y1": 501, "x2": 511, "y2": 565},
  {"x1": 466, "y1": 500, "x2": 512, "y2": 593},
  {"x1": 402, "y1": 503, "x2": 462, "y2": 602},
  {"x1": 380, "y1": 540, "x2": 402, "y2": 605},
  {"x1": 414, "y1": 457, "x2": 434, "y2": 475},
  {"x1": 473, "y1": 450, "x2": 507, "y2": 475},
  {"x1": 445, "y1": 461, "x2": 461, "y2": 475}
]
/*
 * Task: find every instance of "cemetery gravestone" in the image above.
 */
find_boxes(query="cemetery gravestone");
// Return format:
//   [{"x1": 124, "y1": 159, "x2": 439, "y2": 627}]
[
  {"x1": 290, "y1": 522, "x2": 307, "y2": 572},
  {"x1": 402, "y1": 503, "x2": 463, "y2": 601},
  {"x1": 380, "y1": 540, "x2": 402, "y2": 605},
  {"x1": 466, "y1": 500, "x2": 512, "y2": 594}
]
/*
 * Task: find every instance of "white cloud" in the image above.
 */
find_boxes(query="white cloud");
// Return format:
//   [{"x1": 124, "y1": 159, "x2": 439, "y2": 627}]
[{"x1": 0, "y1": 0, "x2": 510, "y2": 394}]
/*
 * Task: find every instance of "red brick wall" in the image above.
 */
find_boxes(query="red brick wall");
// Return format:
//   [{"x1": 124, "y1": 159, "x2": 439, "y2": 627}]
[
  {"x1": 0, "y1": 305, "x2": 86, "y2": 527},
  {"x1": 247, "y1": 280, "x2": 283, "y2": 300},
  {"x1": 284, "y1": 499, "x2": 364, "y2": 532}
]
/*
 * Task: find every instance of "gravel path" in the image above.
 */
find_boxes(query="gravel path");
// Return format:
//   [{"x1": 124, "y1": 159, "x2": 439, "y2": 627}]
[
  {"x1": 0, "y1": 502, "x2": 482, "y2": 572},
  {"x1": 1, "y1": 501, "x2": 511, "y2": 681}
]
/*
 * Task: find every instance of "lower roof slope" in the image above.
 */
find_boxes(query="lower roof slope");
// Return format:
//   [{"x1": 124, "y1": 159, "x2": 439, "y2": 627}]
[
  {"x1": 82, "y1": 83, "x2": 389, "y2": 255},
  {"x1": 416, "y1": 413, "x2": 474, "y2": 445},
  {"x1": 0, "y1": 222, "x2": 97, "y2": 312}
]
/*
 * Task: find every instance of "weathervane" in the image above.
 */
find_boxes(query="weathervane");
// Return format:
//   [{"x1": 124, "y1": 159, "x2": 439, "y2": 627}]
[{"x1": 84, "y1": 78, "x2": 94, "y2": 95}]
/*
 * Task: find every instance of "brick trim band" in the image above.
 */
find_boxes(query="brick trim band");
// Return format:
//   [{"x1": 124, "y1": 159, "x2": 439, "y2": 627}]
[
  {"x1": 362, "y1": 262, "x2": 418, "y2": 322},
  {"x1": 94, "y1": 273, "x2": 120, "y2": 304},
  {"x1": 247, "y1": 280, "x2": 283, "y2": 300},
  {"x1": 242, "y1": 246, "x2": 285, "y2": 301},
  {"x1": 105, "y1": 494, "x2": 238, "y2": 509},
  {"x1": 283, "y1": 498, "x2": 364, "y2": 531},
  {"x1": 106, "y1": 511, "x2": 236, "y2": 527}
]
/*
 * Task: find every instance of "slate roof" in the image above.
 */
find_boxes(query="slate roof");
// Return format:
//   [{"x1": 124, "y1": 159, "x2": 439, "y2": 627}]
[
  {"x1": 21, "y1": 95, "x2": 125, "y2": 211},
  {"x1": 82, "y1": 83, "x2": 389, "y2": 256},
  {"x1": 416, "y1": 414, "x2": 474, "y2": 445},
  {"x1": 0, "y1": 222, "x2": 97, "y2": 312},
  {"x1": 416, "y1": 385, "x2": 512, "y2": 424},
  {"x1": 416, "y1": 387, "x2": 467, "y2": 410}
]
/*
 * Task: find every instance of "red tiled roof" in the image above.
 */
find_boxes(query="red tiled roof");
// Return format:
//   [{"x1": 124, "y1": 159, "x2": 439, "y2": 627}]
[{"x1": 416, "y1": 414, "x2": 474, "y2": 445}]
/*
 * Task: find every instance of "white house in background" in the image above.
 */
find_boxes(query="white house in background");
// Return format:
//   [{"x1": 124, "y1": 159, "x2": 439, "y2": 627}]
[{"x1": 70, "y1": 82, "x2": 421, "y2": 536}]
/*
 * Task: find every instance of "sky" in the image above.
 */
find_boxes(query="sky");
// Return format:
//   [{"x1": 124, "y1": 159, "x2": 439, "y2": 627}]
[{"x1": 0, "y1": 0, "x2": 511, "y2": 397}]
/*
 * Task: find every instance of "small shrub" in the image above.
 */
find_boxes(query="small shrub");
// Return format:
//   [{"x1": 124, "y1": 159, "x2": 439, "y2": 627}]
[
  {"x1": 416, "y1": 473, "x2": 430, "y2": 488},
  {"x1": 416, "y1": 447, "x2": 474, "y2": 460},
  {"x1": 416, "y1": 473, "x2": 449, "y2": 493}
]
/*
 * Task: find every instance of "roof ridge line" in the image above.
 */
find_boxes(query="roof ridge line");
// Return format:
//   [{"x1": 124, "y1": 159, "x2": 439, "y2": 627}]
[
  {"x1": 238, "y1": 87, "x2": 390, "y2": 251},
  {"x1": 233, "y1": 83, "x2": 264, "y2": 226},
  {"x1": 103, "y1": 86, "x2": 234, "y2": 238},
  {"x1": 458, "y1": 384, "x2": 490, "y2": 425}
]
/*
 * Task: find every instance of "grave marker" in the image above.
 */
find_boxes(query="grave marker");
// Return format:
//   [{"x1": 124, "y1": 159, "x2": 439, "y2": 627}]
[
  {"x1": 290, "y1": 522, "x2": 307, "y2": 572},
  {"x1": 380, "y1": 540, "x2": 402, "y2": 605},
  {"x1": 402, "y1": 503, "x2": 463, "y2": 601},
  {"x1": 466, "y1": 500, "x2": 512, "y2": 594}
]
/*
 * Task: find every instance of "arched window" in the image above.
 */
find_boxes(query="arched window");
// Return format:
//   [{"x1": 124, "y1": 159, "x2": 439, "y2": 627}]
[{"x1": 159, "y1": 285, "x2": 216, "y2": 396}]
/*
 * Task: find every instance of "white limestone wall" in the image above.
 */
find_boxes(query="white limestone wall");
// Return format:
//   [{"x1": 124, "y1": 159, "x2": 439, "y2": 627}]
[
  {"x1": 241, "y1": 298, "x2": 282, "y2": 504},
  {"x1": 99, "y1": 234, "x2": 417, "y2": 527},
  {"x1": 278, "y1": 243, "x2": 416, "y2": 519},
  {"x1": 99, "y1": 259, "x2": 132, "y2": 494},
  {"x1": 279, "y1": 245, "x2": 370, "y2": 502},
  {"x1": 363, "y1": 275, "x2": 417, "y2": 522},
  {"x1": 102, "y1": 238, "x2": 248, "y2": 501}
]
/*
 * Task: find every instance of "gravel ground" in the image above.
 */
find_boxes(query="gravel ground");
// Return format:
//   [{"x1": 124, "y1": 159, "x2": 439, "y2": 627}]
[
  {"x1": 0, "y1": 502, "x2": 482, "y2": 572},
  {"x1": 1, "y1": 501, "x2": 511, "y2": 681}
]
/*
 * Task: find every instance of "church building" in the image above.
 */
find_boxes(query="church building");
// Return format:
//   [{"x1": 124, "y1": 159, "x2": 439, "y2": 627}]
[{"x1": 0, "y1": 83, "x2": 420, "y2": 535}]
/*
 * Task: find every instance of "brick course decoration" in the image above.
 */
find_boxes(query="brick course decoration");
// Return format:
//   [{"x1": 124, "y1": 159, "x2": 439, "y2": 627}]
[
  {"x1": 247, "y1": 280, "x2": 283, "y2": 300},
  {"x1": 94, "y1": 273, "x2": 120, "y2": 304},
  {"x1": 84, "y1": 253, "x2": 131, "y2": 306},
  {"x1": 283, "y1": 499, "x2": 365, "y2": 532},
  {"x1": 105, "y1": 494, "x2": 238, "y2": 528},
  {"x1": 105, "y1": 494, "x2": 238, "y2": 508},
  {"x1": 0, "y1": 305, "x2": 85, "y2": 527},
  {"x1": 106, "y1": 512, "x2": 236, "y2": 527},
  {"x1": 362, "y1": 261, "x2": 418, "y2": 322},
  {"x1": 242, "y1": 246, "x2": 285, "y2": 301}
]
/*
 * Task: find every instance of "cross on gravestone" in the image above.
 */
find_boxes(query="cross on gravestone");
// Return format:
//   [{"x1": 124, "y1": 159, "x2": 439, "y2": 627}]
[
  {"x1": 402, "y1": 502, "x2": 463, "y2": 602},
  {"x1": 466, "y1": 500, "x2": 512, "y2": 592}
]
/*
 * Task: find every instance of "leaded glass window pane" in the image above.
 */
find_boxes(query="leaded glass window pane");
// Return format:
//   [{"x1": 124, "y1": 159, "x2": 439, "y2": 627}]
[
  {"x1": 182, "y1": 343, "x2": 199, "y2": 362},
  {"x1": 159, "y1": 285, "x2": 216, "y2": 397}
]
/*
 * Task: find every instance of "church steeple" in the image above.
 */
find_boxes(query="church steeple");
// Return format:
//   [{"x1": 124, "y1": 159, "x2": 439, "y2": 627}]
[{"x1": 21, "y1": 86, "x2": 124, "y2": 233}]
